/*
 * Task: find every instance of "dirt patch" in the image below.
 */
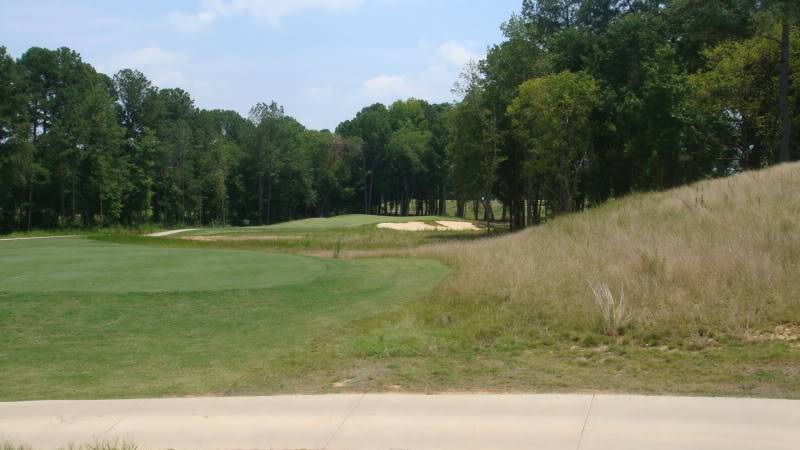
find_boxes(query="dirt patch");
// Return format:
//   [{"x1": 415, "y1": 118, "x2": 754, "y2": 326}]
[
  {"x1": 183, "y1": 235, "x2": 304, "y2": 242},
  {"x1": 746, "y1": 325, "x2": 800, "y2": 348},
  {"x1": 377, "y1": 221, "x2": 480, "y2": 232}
]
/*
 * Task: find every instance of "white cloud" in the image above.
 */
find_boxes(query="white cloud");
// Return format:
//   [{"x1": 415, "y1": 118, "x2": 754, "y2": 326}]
[
  {"x1": 438, "y1": 41, "x2": 480, "y2": 67},
  {"x1": 304, "y1": 85, "x2": 335, "y2": 102},
  {"x1": 104, "y1": 47, "x2": 195, "y2": 89},
  {"x1": 170, "y1": 0, "x2": 363, "y2": 31},
  {"x1": 360, "y1": 75, "x2": 418, "y2": 102},
  {"x1": 123, "y1": 47, "x2": 179, "y2": 66},
  {"x1": 355, "y1": 41, "x2": 483, "y2": 106}
]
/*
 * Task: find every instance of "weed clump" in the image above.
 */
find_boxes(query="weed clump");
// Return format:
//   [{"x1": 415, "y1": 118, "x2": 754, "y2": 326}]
[{"x1": 589, "y1": 281, "x2": 633, "y2": 336}]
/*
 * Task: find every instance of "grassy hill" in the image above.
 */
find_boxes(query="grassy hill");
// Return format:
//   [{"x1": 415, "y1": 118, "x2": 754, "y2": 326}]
[
  {"x1": 324, "y1": 164, "x2": 800, "y2": 397},
  {"x1": 415, "y1": 163, "x2": 800, "y2": 341}
]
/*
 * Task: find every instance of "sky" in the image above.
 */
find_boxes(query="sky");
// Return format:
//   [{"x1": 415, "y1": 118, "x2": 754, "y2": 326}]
[{"x1": 0, "y1": 0, "x2": 521, "y2": 131}]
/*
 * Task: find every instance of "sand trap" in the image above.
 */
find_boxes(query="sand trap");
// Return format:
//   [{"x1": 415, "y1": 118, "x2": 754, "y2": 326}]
[
  {"x1": 183, "y1": 235, "x2": 303, "y2": 242},
  {"x1": 436, "y1": 221, "x2": 480, "y2": 231},
  {"x1": 146, "y1": 229, "x2": 199, "y2": 237},
  {"x1": 377, "y1": 221, "x2": 480, "y2": 232},
  {"x1": 377, "y1": 222, "x2": 444, "y2": 231}
]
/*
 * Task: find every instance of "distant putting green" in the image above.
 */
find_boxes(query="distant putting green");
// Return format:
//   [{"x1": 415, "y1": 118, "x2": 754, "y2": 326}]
[
  {"x1": 0, "y1": 238, "x2": 326, "y2": 293},
  {"x1": 244, "y1": 214, "x2": 467, "y2": 230},
  {"x1": 0, "y1": 237, "x2": 447, "y2": 400}
]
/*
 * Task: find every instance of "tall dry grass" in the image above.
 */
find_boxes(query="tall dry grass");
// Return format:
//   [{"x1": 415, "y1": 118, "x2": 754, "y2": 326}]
[{"x1": 412, "y1": 163, "x2": 800, "y2": 338}]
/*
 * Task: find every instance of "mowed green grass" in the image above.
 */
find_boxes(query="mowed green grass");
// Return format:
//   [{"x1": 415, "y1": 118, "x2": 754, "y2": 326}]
[
  {"x1": 122, "y1": 214, "x2": 487, "y2": 256},
  {"x1": 0, "y1": 238, "x2": 325, "y2": 292},
  {"x1": 0, "y1": 237, "x2": 447, "y2": 400},
  {"x1": 190, "y1": 214, "x2": 472, "y2": 234}
]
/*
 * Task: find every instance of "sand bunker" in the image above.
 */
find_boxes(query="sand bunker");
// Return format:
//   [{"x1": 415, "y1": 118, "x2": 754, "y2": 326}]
[
  {"x1": 183, "y1": 235, "x2": 304, "y2": 242},
  {"x1": 377, "y1": 221, "x2": 480, "y2": 232},
  {"x1": 436, "y1": 221, "x2": 480, "y2": 231},
  {"x1": 378, "y1": 222, "x2": 443, "y2": 231}
]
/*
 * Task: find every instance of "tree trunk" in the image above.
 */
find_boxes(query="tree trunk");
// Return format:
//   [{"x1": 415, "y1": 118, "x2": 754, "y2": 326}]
[
  {"x1": 363, "y1": 173, "x2": 368, "y2": 214},
  {"x1": 456, "y1": 199, "x2": 465, "y2": 218},
  {"x1": 266, "y1": 174, "x2": 273, "y2": 225},
  {"x1": 440, "y1": 185, "x2": 447, "y2": 216},
  {"x1": 779, "y1": 19, "x2": 791, "y2": 162},
  {"x1": 482, "y1": 197, "x2": 494, "y2": 231},
  {"x1": 367, "y1": 175, "x2": 374, "y2": 214},
  {"x1": 401, "y1": 178, "x2": 409, "y2": 216},
  {"x1": 258, "y1": 174, "x2": 264, "y2": 225},
  {"x1": 510, "y1": 194, "x2": 526, "y2": 231},
  {"x1": 59, "y1": 176, "x2": 65, "y2": 224},
  {"x1": 71, "y1": 176, "x2": 77, "y2": 221},
  {"x1": 27, "y1": 178, "x2": 33, "y2": 232}
]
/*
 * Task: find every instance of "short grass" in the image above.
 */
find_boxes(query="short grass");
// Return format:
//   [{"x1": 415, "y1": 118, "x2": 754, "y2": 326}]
[
  {"x1": 0, "y1": 238, "x2": 446, "y2": 400},
  {"x1": 0, "y1": 224, "x2": 165, "y2": 239},
  {"x1": 3, "y1": 165, "x2": 800, "y2": 400},
  {"x1": 310, "y1": 291, "x2": 800, "y2": 398},
  {"x1": 112, "y1": 215, "x2": 486, "y2": 257},
  {"x1": 245, "y1": 214, "x2": 466, "y2": 230},
  {"x1": 0, "y1": 238, "x2": 326, "y2": 292}
]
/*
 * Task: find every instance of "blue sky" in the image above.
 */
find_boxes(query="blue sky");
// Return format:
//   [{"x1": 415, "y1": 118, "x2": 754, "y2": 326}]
[{"x1": 1, "y1": 0, "x2": 521, "y2": 130}]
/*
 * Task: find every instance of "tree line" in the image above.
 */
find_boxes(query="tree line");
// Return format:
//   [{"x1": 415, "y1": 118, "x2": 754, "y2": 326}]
[
  {"x1": 0, "y1": 47, "x2": 450, "y2": 231},
  {"x1": 448, "y1": 0, "x2": 800, "y2": 230},
  {"x1": 1, "y1": 0, "x2": 799, "y2": 232}
]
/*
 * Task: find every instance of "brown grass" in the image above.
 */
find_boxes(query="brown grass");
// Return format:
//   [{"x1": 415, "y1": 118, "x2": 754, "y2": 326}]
[
  {"x1": 408, "y1": 163, "x2": 800, "y2": 339},
  {"x1": 0, "y1": 442, "x2": 136, "y2": 450}
]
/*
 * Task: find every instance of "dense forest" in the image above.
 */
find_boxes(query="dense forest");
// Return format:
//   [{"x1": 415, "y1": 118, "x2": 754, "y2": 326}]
[{"x1": 0, "y1": 0, "x2": 798, "y2": 232}]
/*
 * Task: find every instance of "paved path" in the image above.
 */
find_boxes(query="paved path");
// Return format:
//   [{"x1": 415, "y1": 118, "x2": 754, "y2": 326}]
[
  {"x1": 144, "y1": 229, "x2": 199, "y2": 237},
  {"x1": 0, "y1": 235, "x2": 77, "y2": 242},
  {"x1": 2, "y1": 394, "x2": 799, "y2": 449}
]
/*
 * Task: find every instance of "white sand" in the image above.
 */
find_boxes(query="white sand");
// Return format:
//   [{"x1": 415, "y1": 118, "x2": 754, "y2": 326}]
[
  {"x1": 377, "y1": 222, "x2": 445, "y2": 231},
  {"x1": 377, "y1": 221, "x2": 480, "y2": 232},
  {"x1": 436, "y1": 221, "x2": 480, "y2": 231},
  {"x1": 145, "y1": 229, "x2": 199, "y2": 237}
]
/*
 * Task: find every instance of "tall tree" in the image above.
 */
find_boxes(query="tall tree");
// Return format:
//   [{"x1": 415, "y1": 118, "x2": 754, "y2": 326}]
[
  {"x1": 248, "y1": 101, "x2": 302, "y2": 224},
  {"x1": 336, "y1": 104, "x2": 391, "y2": 214},
  {"x1": 510, "y1": 71, "x2": 600, "y2": 214},
  {"x1": 113, "y1": 69, "x2": 154, "y2": 139},
  {"x1": 448, "y1": 63, "x2": 502, "y2": 223}
]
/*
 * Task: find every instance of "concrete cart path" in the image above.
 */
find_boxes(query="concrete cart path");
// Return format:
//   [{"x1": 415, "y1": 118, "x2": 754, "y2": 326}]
[
  {"x1": 144, "y1": 229, "x2": 199, "y2": 237},
  {"x1": 1, "y1": 394, "x2": 799, "y2": 450},
  {"x1": 0, "y1": 235, "x2": 78, "y2": 242}
]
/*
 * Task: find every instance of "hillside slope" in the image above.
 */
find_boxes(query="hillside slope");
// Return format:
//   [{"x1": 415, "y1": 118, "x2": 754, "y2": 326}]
[
  {"x1": 306, "y1": 164, "x2": 799, "y2": 397},
  {"x1": 416, "y1": 163, "x2": 800, "y2": 340}
]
